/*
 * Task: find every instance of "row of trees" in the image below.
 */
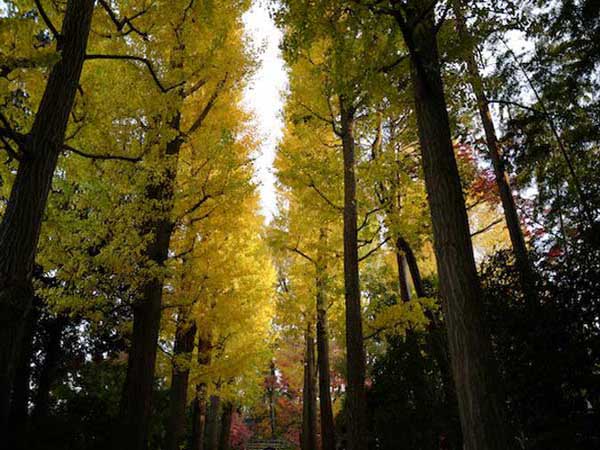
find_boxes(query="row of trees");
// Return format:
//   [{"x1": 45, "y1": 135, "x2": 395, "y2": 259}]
[
  {"x1": 1, "y1": 2, "x2": 275, "y2": 450},
  {"x1": 268, "y1": 1, "x2": 599, "y2": 449}
]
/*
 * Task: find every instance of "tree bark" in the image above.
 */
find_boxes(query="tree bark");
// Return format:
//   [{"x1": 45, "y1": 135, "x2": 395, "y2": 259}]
[
  {"x1": 7, "y1": 300, "x2": 38, "y2": 450},
  {"x1": 453, "y1": 1, "x2": 536, "y2": 307},
  {"x1": 218, "y1": 402, "x2": 234, "y2": 450},
  {"x1": 0, "y1": 0, "x2": 94, "y2": 429},
  {"x1": 191, "y1": 332, "x2": 213, "y2": 450},
  {"x1": 315, "y1": 260, "x2": 335, "y2": 450},
  {"x1": 118, "y1": 111, "x2": 182, "y2": 450},
  {"x1": 397, "y1": 4, "x2": 514, "y2": 449},
  {"x1": 165, "y1": 309, "x2": 197, "y2": 450},
  {"x1": 339, "y1": 97, "x2": 368, "y2": 450},
  {"x1": 206, "y1": 395, "x2": 221, "y2": 450},
  {"x1": 301, "y1": 322, "x2": 318, "y2": 450}
]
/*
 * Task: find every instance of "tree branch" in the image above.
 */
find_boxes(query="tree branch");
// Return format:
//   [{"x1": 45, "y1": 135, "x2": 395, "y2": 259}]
[
  {"x1": 34, "y1": 0, "x2": 61, "y2": 43},
  {"x1": 470, "y1": 217, "x2": 503, "y2": 237},
  {"x1": 186, "y1": 74, "x2": 228, "y2": 135},
  {"x1": 63, "y1": 143, "x2": 143, "y2": 162},
  {"x1": 359, "y1": 236, "x2": 390, "y2": 262},
  {"x1": 97, "y1": 0, "x2": 149, "y2": 39},
  {"x1": 85, "y1": 54, "x2": 185, "y2": 93}
]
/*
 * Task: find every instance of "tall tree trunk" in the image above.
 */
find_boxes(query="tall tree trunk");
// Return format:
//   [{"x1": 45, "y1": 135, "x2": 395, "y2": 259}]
[
  {"x1": 397, "y1": 4, "x2": 514, "y2": 450},
  {"x1": 32, "y1": 315, "x2": 65, "y2": 425},
  {"x1": 339, "y1": 97, "x2": 368, "y2": 450},
  {"x1": 191, "y1": 332, "x2": 212, "y2": 450},
  {"x1": 7, "y1": 300, "x2": 38, "y2": 450},
  {"x1": 315, "y1": 260, "x2": 335, "y2": 450},
  {"x1": 218, "y1": 402, "x2": 234, "y2": 450},
  {"x1": 118, "y1": 112, "x2": 182, "y2": 450},
  {"x1": 301, "y1": 322, "x2": 318, "y2": 450},
  {"x1": 206, "y1": 395, "x2": 221, "y2": 450},
  {"x1": 453, "y1": 1, "x2": 536, "y2": 307},
  {"x1": 165, "y1": 309, "x2": 197, "y2": 450},
  {"x1": 0, "y1": 0, "x2": 94, "y2": 429},
  {"x1": 396, "y1": 251, "x2": 411, "y2": 302}
]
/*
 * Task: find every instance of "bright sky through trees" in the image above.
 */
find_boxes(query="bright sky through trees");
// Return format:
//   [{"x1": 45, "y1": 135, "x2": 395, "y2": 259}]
[{"x1": 242, "y1": 1, "x2": 287, "y2": 220}]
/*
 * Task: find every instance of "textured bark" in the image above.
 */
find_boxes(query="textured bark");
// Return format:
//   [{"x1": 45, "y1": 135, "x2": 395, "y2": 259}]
[
  {"x1": 165, "y1": 310, "x2": 197, "y2": 450},
  {"x1": 118, "y1": 112, "x2": 182, "y2": 450},
  {"x1": 191, "y1": 332, "x2": 213, "y2": 450},
  {"x1": 398, "y1": 4, "x2": 514, "y2": 449},
  {"x1": 206, "y1": 395, "x2": 221, "y2": 450},
  {"x1": 301, "y1": 323, "x2": 318, "y2": 450},
  {"x1": 0, "y1": 0, "x2": 94, "y2": 429},
  {"x1": 315, "y1": 261, "x2": 335, "y2": 450},
  {"x1": 453, "y1": 1, "x2": 536, "y2": 306},
  {"x1": 218, "y1": 403, "x2": 234, "y2": 450},
  {"x1": 339, "y1": 98, "x2": 368, "y2": 450}
]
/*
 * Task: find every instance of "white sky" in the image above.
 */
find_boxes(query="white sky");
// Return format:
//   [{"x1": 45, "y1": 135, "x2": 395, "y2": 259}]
[{"x1": 242, "y1": 1, "x2": 288, "y2": 221}]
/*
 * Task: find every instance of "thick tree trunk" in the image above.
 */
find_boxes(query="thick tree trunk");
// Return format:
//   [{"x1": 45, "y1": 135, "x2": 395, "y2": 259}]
[
  {"x1": 218, "y1": 402, "x2": 234, "y2": 450},
  {"x1": 7, "y1": 300, "x2": 38, "y2": 450},
  {"x1": 32, "y1": 316, "x2": 66, "y2": 424},
  {"x1": 453, "y1": 2, "x2": 536, "y2": 306},
  {"x1": 339, "y1": 98, "x2": 368, "y2": 450},
  {"x1": 301, "y1": 323, "x2": 318, "y2": 450},
  {"x1": 206, "y1": 395, "x2": 222, "y2": 450},
  {"x1": 191, "y1": 332, "x2": 213, "y2": 450},
  {"x1": 118, "y1": 113, "x2": 183, "y2": 450},
  {"x1": 0, "y1": 0, "x2": 94, "y2": 429},
  {"x1": 398, "y1": 5, "x2": 514, "y2": 450},
  {"x1": 165, "y1": 309, "x2": 197, "y2": 450},
  {"x1": 315, "y1": 263, "x2": 336, "y2": 450}
]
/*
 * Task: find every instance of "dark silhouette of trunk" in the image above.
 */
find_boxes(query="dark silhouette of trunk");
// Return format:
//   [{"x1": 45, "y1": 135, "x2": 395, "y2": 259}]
[
  {"x1": 191, "y1": 332, "x2": 212, "y2": 450},
  {"x1": 165, "y1": 309, "x2": 197, "y2": 450},
  {"x1": 218, "y1": 402, "x2": 234, "y2": 450},
  {"x1": 395, "y1": 237, "x2": 425, "y2": 298},
  {"x1": 267, "y1": 360, "x2": 277, "y2": 438},
  {"x1": 396, "y1": 252, "x2": 411, "y2": 302},
  {"x1": 397, "y1": 4, "x2": 514, "y2": 449},
  {"x1": 453, "y1": 1, "x2": 536, "y2": 307},
  {"x1": 339, "y1": 97, "x2": 367, "y2": 450},
  {"x1": 315, "y1": 259, "x2": 335, "y2": 450},
  {"x1": 118, "y1": 110, "x2": 182, "y2": 450},
  {"x1": 206, "y1": 395, "x2": 221, "y2": 450},
  {"x1": 0, "y1": 0, "x2": 94, "y2": 429},
  {"x1": 32, "y1": 316, "x2": 66, "y2": 424},
  {"x1": 7, "y1": 300, "x2": 38, "y2": 450},
  {"x1": 301, "y1": 322, "x2": 318, "y2": 450}
]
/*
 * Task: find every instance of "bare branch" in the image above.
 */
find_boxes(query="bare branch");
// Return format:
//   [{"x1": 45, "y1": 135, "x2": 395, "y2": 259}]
[
  {"x1": 85, "y1": 54, "x2": 185, "y2": 93},
  {"x1": 63, "y1": 143, "x2": 143, "y2": 163},
  {"x1": 34, "y1": 0, "x2": 61, "y2": 43},
  {"x1": 97, "y1": 0, "x2": 149, "y2": 39},
  {"x1": 470, "y1": 218, "x2": 503, "y2": 237},
  {"x1": 359, "y1": 236, "x2": 390, "y2": 262},
  {"x1": 307, "y1": 177, "x2": 343, "y2": 211},
  {"x1": 186, "y1": 74, "x2": 228, "y2": 135}
]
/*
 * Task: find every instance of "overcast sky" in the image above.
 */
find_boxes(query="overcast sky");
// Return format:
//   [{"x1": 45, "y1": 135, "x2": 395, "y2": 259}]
[{"x1": 242, "y1": 1, "x2": 288, "y2": 221}]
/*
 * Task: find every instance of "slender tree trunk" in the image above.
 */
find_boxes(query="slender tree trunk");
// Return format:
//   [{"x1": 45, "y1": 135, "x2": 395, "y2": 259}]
[
  {"x1": 192, "y1": 386, "x2": 209, "y2": 450},
  {"x1": 0, "y1": 0, "x2": 94, "y2": 429},
  {"x1": 165, "y1": 309, "x2": 197, "y2": 450},
  {"x1": 301, "y1": 323, "x2": 318, "y2": 450},
  {"x1": 397, "y1": 4, "x2": 514, "y2": 449},
  {"x1": 191, "y1": 332, "x2": 213, "y2": 450},
  {"x1": 218, "y1": 402, "x2": 234, "y2": 450},
  {"x1": 453, "y1": 1, "x2": 536, "y2": 306},
  {"x1": 339, "y1": 97, "x2": 368, "y2": 450},
  {"x1": 118, "y1": 111, "x2": 183, "y2": 450},
  {"x1": 315, "y1": 260, "x2": 335, "y2": 450},
  {"x1": 32, "y1": 316, "x2": 65, "y2": 424},
  {"x1": 268, "y1": 360, "x2": 277, "y2": 438},
  {"x1": 206, "y1": 395, "x2": 221, "y2": 450}
]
